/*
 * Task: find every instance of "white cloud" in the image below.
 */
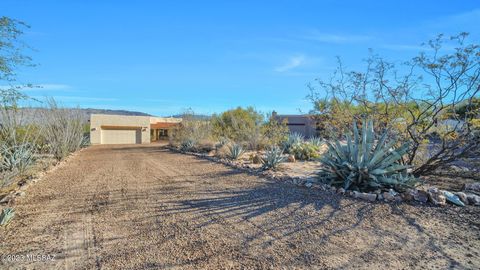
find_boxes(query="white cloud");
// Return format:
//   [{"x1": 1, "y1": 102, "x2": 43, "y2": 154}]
[
  {"x1": 380, "y1": 44, "x2": 430, "y2": 51},
  {"x1": 274, "y1": 55, "x2": 306, "y2": 72},
  {"x1": 301, "y1": 31, "x2": 373, "y2": 44},
  {"x1": 31, "y1": 95, "x2": 117, "y2": 102},
  {"x1": 0, "y1": 84, "x2": 72, "y2": 91}
]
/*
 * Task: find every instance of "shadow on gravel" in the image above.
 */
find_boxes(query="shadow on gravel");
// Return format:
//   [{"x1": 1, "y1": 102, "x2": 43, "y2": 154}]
[{"x1": 162, "y1": 179, "x2": 361, "y2": 241}]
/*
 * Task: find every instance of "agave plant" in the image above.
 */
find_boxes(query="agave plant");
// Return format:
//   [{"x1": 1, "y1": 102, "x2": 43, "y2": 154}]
[
  {"x1": 308, "y1": 136, "x2": 323, "y2": 147},
  {"x1": 282, "y1": 132, "x2": 304, "y2": 152},
  {"x1": 0, "y1": 207, "x2": 15, "y2": 226},
  {"x1": 262, "y1": 146, "x2": 286, "y2": 170},
  {"x1": 319, "y1": 119, "x2": 417, "y2": 192},
  {"x1": 0, "y1": 143, "x2": 35, "y2": 173},
  {"x1": 227, "y1": 143, "x2": 245, "y2": 160},
  {"x1": 180, "y1": 139, "x2": 196, "y2": 152}
]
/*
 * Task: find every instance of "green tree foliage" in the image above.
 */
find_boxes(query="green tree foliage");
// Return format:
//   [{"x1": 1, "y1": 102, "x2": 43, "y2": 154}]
[
  {"x1": 308, "y1": 33, "x2": 480, "y2": 176},
  {"x1": 211, "y1": 107, "x2": 263, "y2": 143}
]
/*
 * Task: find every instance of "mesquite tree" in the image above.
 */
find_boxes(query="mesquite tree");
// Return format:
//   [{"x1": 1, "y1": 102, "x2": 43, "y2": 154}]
[{"x1": 308, "y1": 33, "x2": 480, "y2": 176}]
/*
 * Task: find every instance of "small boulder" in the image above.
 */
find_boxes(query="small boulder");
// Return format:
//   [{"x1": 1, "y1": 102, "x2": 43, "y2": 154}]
[
  {"x1": 401, "y1": 189, "x2": 415, "y2": 201},
  {"x1": 464, "y1": 182, "x2": 480, "y2": 195},
  {"x1": 455, "y1": 192, "x2": 469, "y2": 205},
  {"x1": 305, "y1": 182, "x2": 313, "y2": 188},
  {"x1": 287, "y1": 155, "x2": 296, "y2": 163},
  {"x1": 336, "y1": 188, "x2": 345, "y2": 194},
  {"x1": 427, "y1": 187, "x2": 446, "y2": 206},
  {"x1": 466, "y1": 193, "x2": 480, "y2": 206},
  {"x1": 353, "y1": 191, "x2": 377, "y2": 202},
  {"x1": 383, "y1": 192, "x2": 395, "y2": 201},
  {"x1": 411, "y1": 189, "x2": 429, "y2": 203}
]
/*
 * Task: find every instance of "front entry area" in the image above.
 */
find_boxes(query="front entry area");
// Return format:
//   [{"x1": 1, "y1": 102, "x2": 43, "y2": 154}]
[
  {"x1": 150, "y1": 128, "x2": 169, "y2": 142},
  {"x1": 101, "y1": 127, "x2": 142, "y2": 144}
]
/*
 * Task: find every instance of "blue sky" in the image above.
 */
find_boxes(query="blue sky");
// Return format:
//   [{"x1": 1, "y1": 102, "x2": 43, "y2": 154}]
[{"x1": 2, "y1": 0, "x2": 479, "y2": 116}]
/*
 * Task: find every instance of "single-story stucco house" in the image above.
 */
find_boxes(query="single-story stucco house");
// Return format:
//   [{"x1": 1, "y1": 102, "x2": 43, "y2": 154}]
[{"x1": 90, "y1": 114, "x2": 182, "y2": 145}]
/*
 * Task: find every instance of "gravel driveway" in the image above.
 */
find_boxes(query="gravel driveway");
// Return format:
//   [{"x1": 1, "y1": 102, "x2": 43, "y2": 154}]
[{"x1": 1, "y1": 145, "x2": 479, "y2": 269}]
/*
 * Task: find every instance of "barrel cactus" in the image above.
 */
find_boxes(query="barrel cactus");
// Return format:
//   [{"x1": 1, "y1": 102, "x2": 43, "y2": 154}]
[{"x1": 319, "y1": 119, "x2": 417, "y2": 192}]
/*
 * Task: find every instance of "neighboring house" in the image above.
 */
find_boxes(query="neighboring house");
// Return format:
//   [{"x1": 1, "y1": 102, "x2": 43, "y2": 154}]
[
  {"x1": 272, "y1": 111, "x2": 319, "y2": 138},
  {"x1": 90, "y1": 114, "x2": 182, "y2": 145}
]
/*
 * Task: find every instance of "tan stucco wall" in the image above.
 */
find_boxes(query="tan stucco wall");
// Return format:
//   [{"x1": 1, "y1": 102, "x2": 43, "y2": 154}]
[{"x1": 90, "y1": 114, "x2": 150, "y2": 144}]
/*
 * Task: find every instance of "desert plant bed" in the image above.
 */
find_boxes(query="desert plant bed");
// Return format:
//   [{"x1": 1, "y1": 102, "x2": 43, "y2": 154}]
[{"x1": 168, "y1": 144, "x2": 480, "y2": 208}]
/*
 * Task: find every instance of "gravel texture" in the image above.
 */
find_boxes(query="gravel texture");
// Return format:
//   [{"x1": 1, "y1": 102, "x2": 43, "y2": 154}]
[{"x1": 1, "y1": 144, "x2": 479, "y2": 269}]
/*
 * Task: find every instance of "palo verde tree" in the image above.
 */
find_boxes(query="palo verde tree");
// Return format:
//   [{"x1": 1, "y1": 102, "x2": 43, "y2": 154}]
[{"x1": 308, "y1": 33, "x2": 480, "y2": 176}]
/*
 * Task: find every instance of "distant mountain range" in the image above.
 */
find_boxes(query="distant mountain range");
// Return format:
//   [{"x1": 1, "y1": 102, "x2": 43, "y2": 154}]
[
  {"x1": 1, "y1": 107, "x2": 153, "y2": 124},
  {"x1": 80, "y1": 108, "x2": 152, "y2": 117}
]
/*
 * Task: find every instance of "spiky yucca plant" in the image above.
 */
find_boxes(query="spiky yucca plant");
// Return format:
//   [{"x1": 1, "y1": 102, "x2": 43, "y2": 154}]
[
  {"x1": 262, "y1": 146, "x2": 286, "y2": 170},
  {"x1": 319, "y1": 119, "x2": 417, "y2": 192},
  {"x1": 227, "y1": 143, "x2": 245, "y2": 160}
]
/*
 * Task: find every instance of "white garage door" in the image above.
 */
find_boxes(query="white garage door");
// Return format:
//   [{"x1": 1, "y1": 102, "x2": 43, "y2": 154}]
[{"x1": 101, "y1": 128, "x2": 141, "y2": 144}]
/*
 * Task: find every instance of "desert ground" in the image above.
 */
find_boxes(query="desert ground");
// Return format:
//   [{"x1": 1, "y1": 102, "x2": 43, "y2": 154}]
[{"x1": 0, "y1": 144, "x2": 479, "y2": 269}]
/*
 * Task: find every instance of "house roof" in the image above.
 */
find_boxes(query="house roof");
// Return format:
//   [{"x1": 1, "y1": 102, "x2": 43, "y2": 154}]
[{"x1": 150, "y1": 122, "x2": 179, "y2": 129}]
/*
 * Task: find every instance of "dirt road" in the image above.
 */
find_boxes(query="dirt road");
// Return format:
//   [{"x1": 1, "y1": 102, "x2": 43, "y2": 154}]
[{"x1": 1, "y1": 145, "x2": 479, "y2": 269}]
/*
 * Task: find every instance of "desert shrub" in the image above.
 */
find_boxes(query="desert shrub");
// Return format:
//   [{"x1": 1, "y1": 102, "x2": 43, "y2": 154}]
[
  {"x1": 211, "y1": 107, "x2": 263, "y2": 144},
  {"x1": 169, "y1": 110, "x2": 212, "y2": 150},
  {"x1": 0, "y1": 91, "x2": 40, "y2": 187},
  {"x1": 227, "y1": 143, "x2": 245, "y2": 160},
  {"x1": 195, "y1": 140, "x2": 216, "y2": 153},
  {"x1": 40, "y1": 99, "x2": 86, "y2": 160},
  {"x1": 289, "y1": 142, "x2": 320, "y2": 161},
  {"x1": 319, "y1": 119, "x2": 417, "y2": 192},
  {"x1": 180, "y1": 139, "x2": 196, "y2": 152},
  {"x1": 262, "y1": 114, "x2": 289, "y2": 147},
  {"x1": 262, "y1": 146, "x2": 286, "y2": 170},
  {"x1": 308, "y1": 33, "x2": 480, "y2": 176},
  {"x1": 215, "y1": 137, "x2": 229, "y2": 150}
]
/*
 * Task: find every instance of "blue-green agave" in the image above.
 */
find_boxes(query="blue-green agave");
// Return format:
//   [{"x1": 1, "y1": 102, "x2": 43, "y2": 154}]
[
  {"x1": 319, "y1": 119, "x2": 417, "y2": 192},
  {"x1": 308, "y1": 136, "x2": 323, "y2": 147},
  {"x1": 0, "y1": 207, "x2": 15, "y2": 226},
  {"x1": 282, "y1": 132, "x2": 304, "y2": 152},
  {"x1": 227, "y1": 143, "x2": 245, "y2": 160},
  {"x1": 262, "y1": 146, "x2": 286, "y2": 170}
]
